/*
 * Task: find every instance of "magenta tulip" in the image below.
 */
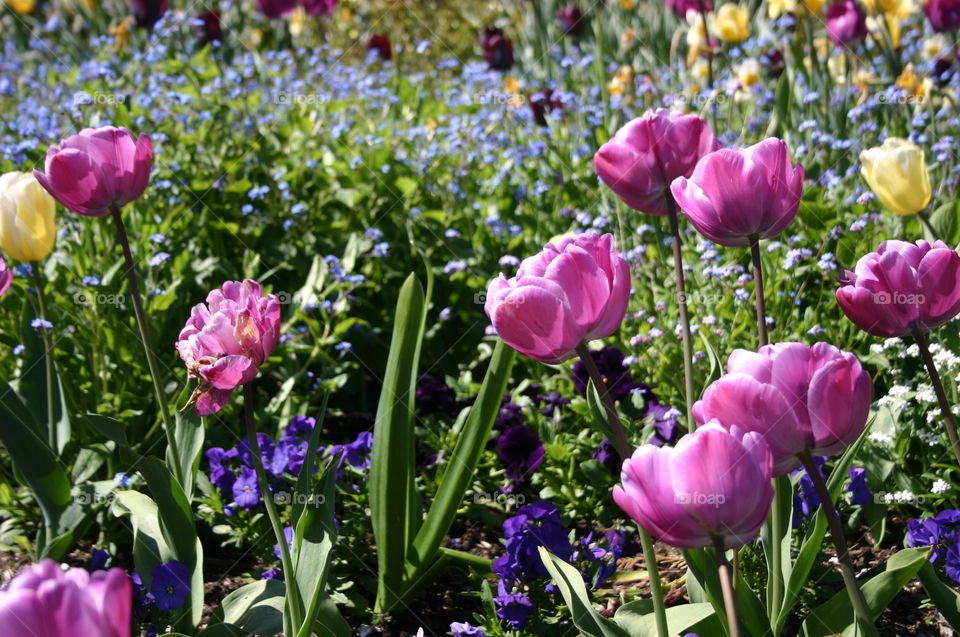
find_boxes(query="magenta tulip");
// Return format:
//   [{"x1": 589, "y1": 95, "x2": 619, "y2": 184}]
[
  {"x1": 594, "y1": 110, "x2": 721, "y2": 217},
  {"x1": 924, "y1": 0, "x2": 960, "y2": 32},
  {"x1": 0, "y1": 559, "x2": 131, "y2": 637},
  {"x1": 664, "y1": 0, "x2": 711, "y2": 15},
  {"x1": 254, "y1": 0, "x2": 296, "y2": 18},
  {"x1": 693, "y1": 342, "x2": 872, "y2": 475},
  {"x1": 836, "y1": 239, "x2": 960, "y2": 338},
  {"x1": 177, "y1": 279, "x2": 281, "y2": 416},
  {"x1": 484, "y1": 233, "x2": 630, "y2": 364},
  {"x1": 302, "y1": 0, "x2": 337, "y2": 15},
  {"x1": 0, "y1": 256, "x2": 10, "y2": 298},
  {"x1": 825, "y1": 0, "x2": 867, "y2": 47},
  {"x1": 670, "y1": 137, "x2": 804, "y2": 247},
  {"x1": 34, "y1": 126, "x2": 152, "y2": 218},
  {"x1": 613, "y1": 422, "x2": 774, "y2": 549}
]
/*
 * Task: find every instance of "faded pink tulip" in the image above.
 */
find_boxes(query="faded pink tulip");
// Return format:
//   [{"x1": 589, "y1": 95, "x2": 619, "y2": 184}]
[
  {"x1": 670, "y1": 137, "x2": 804, "y2": 247},
  {"x1": 484, "y1": 233, "x2": 630, "y2": 364},
  {"x1": 594, "y1": 110, "x2": 720, "y2": 217},
  {"x1": 0, "y1": 256, "x2": 11, "y2": 298},
  {"x1": 177, "y1": 279, "x2": 281, "y2": 416},
  {"x1": 825, "y1": 0, "x2": 867, "y2": 47},
  {"x1": 0, "y1": 559, "x2": 131, "y2": 637},
  {"x1": 693, "y1": 342, "x2": 872, "y2": 475},
  {"x1": 34, "y1": 126, "x2": 152, "y2": 218},
  {"x1": 613, "y1": 422, "x2": 774, "y2": 549},
  {"x1": 836, "y1": 239, "x2": 960, "y2": 338}
]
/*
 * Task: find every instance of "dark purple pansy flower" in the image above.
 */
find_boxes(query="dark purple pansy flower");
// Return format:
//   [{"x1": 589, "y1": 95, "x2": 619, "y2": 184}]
[
  {"x1": 592, "y1": 438, "x2": 620, "y2": 475},
  {"x1": 571, "y1": 346, "x2": 647, "y2": 403},
  {"x1": 494, "y1": 500, "x2": 571, "y2": 581},
  {"x1": 237, "y1": 433, "x2": 274, "y2": 469},
  {"x1": 947, "y1": 543, "x2": 960, "y2": 583},
  {"x1": 261, "y1": 568, "x2": 281, "y2": 580},
  {"x1": 285, "y1": 415, "x2": 316, "y2": 438},
  {"x1": 496, "y1": 399, "x2": 525, "y2": 430},
  {"x1": 129, "y1": 0, "x2": 167, "y2": 28},
  {"x1": 792, "y1": 456, "x2": 826, "y2": 526},
  {"x1": 646, "y1": 402, "x2": 680, "y2": 446},
  {"x1": 450, "y1": 621, "x2": 486, "y2": 637},
  {"x1": 416, "y1": 374, "x2": 460, "y2": 417},
  {"x1": 846, "y1": 467, "x2": 871, "y2": 506},
  {"x1": 90, "y1": 548, "x2": 109, "y2": 571},
  {"x1": 494, "y1": 580, "x2": 536, "y2": 630},
  {"x1": 233, "y1": 466, "x2": 260, "y2": 508},
  {"x1": 206, "y1": 446, "x2": 238, "y2": 494},
  {"x1": 150, "y1": 561, "x2": 190, "y2": 611},
  {"x1": 498, "y1": 424, "x2": 544, "y2": 490}
]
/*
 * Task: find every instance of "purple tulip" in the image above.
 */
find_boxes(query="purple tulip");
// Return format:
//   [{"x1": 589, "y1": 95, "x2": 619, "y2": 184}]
[
  {"x1": 34, "y1": 126, "x2": 152, "y2": 218},
  {"x1": 613, "y1": 422, "x2": 774, "y2": 549},
  {"x1": 836, "y1": 239, "x2": 960, "y2": 338},
  {"x1": 693, "y1": 342, "x2": 872, "y2": 475},
  {"x1": 924, "y1": 0, "x2": 960, "y2": 32},
  {"x1": 670, "y1": 137, "x2": 804, "y2": 247},
  {"x1": 825, "y1": 0, "x2": 867, "y2": 46},
  {"x1": 0, "y1": 559, "x2": 132, "y2": 637},
  {"x1": 664, "y1": 0, "x2": 711, "y2": 15},
  {"x1": 0, "y1": 256, "x2": 11, "y2": 298},
  {"x1": 129, "y1": 0, "x2": 167, "y2": 28},
  {"x1": 481, "y1": 29, "x2": 514, "y2": 71},
  {"x1": 302, "y1": 0, "x2": 336, "y2": 14},
  {"x1": 254, "y1": 0, "x2": 296, "y2": 19},
  {"x1": 557, "y1": 5, "x2": 586, "y2": 36},
  {"x1": 485, "y1": 233, "x2": 630, "y2": 364},
  {"x1": 594, "y1": 110, "x2": 720, "y2": 217}
]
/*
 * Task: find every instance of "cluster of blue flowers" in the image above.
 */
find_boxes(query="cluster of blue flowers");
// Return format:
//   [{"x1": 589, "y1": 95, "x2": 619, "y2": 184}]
[
  {"x1": 907, "y1": 510, "x2": 960, "y2": 582},
  {"x1": 791, "y1": 458, "x2": 871, "y2": 526}
]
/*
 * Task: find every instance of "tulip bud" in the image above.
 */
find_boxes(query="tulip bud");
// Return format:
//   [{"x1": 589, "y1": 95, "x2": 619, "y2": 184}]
[
  {"x1": 482, "y1": 29, "x2": 515, "y2": 71},
  {"x1": 670, "y1": 137, "x2": 804, "y2": 247},
  {"x1": 836, "y1": 239, "x2": 960, "y2": 338},
  {"x1": 710, "y1": 3, "x2": 750, "y2": 43},
  {"x1": 557, "y1": 5, "x2": 586, "y2": 36},
  {"x1": 0, "y1": 256, "x2": 11, "y2": 298},
  {"x1": 0, "y1": 172, "x2": 57, "y2": 262},
  {"x1": 484, "y1": 233, "x2": 630, "y2": 364},
  {"x1": 368, "y1": 34, "x2": 392, "y2": 61},
  {"x1": 825, "y1": 0, "x2": 867, "y2": 46},
  {"x1": 860, "y1": 138, "x2": 932, "y2": 216},
  {"x1": 694, "y1": 342, "x2": 873, "y2": 475},
  {"x1": 613, "y1": 422, "x2": 774, "y2": 549}
]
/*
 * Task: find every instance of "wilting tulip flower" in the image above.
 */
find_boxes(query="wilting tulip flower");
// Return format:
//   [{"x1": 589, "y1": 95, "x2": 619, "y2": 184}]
[
  {"x1": 193, "y1": 10, "x2": 223, "y2": 45},
  {"x1": 924, "y1": 0, "x2": 960, "y2": 32},
  {"x1": 177, "y1": 279, "x2": 281, "y2": 416},
  {"x1": 0, "y1": 256, "x2": 11, "y2": 298},
  {"x1": 694, "y1": 342, "x2": 872, "y2": 475},
  {"x1": 368, "y1": 35, "x2": 392, "y2": 60},
  {"x1": 860, "y1": 138, "x2": 931, "y2": 216},
  {"x1": 594, "y1": 110, "x2": 720, "y2": 217},
  {"x1": 34, "y1": 126, "x2": 152, "y2": 218},
  {"x1": 825, "y1": 0, "x2": 867, "y2": 46},
  {"x1": 670, "y1": 137, "x2": 804, "y2": 247},
  {"x1": 557, "y1": 5, "x2": 586, "y2": 35},
  {"x1": 254, "y1": 0, "x2": 296, "y2": 18},
  {"x1": 710, "y1": 3, "x2": 750, "y2": 43},
  {"x1": 481, "y1": 28, "x2": 514, "y2": 71},
  {"x1": 527, "y1": 90, "x2": 563, "y2": 126},
  {"x1": 129, "y1": 0, "x2": 166, "y2": 28},
  {"x1": 302, "y1": 0, "x2": 336, "y2": 15},
  {"x1": 0, "y1": 560, "x2": 131, "y2": 637},
  {"x1": 836, "y1": 239, "x2": 960, "y2": 338},
  {"x1": 0, "y1": 172, "x2": 56, "y2": 262},
  {"x1": 484, "y1": 233, "x2": 630, "y2": 364},
  {"x1": 614, "y1": 422, "x2": 774, "y2": 549}
]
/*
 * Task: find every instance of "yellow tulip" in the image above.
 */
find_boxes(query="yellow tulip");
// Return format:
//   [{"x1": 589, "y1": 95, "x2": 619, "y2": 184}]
[
  {"x1": 5, "y1": 0, "x2": 35, "y2": 13},
  {"x1": 608, "y1": 66, "x2": 634, "y2": 96},
  {"x1": 710, "y1": 3, "x2": 750, "y2": 43},
  {"x1": 0, "y1": 172, "x2": 57, "y2": 262},
  {"x1": 802, "y1": 0, "x2": 824, "y2": 12},
  {"x1": 768, "y1": 0, "x2": 797, "y2": 18},
  {"x1": 737, "y1": 58, "x2": 762, "y2": 87},
  {"x1": 860, "y1": 138, "x2": 932, "y2": 215}
]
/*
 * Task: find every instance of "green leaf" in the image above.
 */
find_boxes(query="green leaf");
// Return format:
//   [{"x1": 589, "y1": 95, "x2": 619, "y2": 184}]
[
  {"x1": 586, "y1": 379, "x2": 617, "y2": 443},
  {"x1": 929, "y1": 201, "x2": 959, "y2": 245},
  {"x1": 917, "y1": 562, "x2": 960, "y2": 630},
  {"x1": 407, "y1": 340, "x2": 516, "y2": 575},
  {"x1": 368, "y1": 273, "x2": 426, "y2": 613},
  {"x1": 85, "y1": 413, "x2": 129, "y2": 447},
  {"x1": 799, "y1": 547, "x2": 930, "y2": 637},
  {"x1": 219, "y1": 580, "x2": 286, "y2": 635},
  {"x1": 538, "y1": 547, "x2": 629, "y2": 637},
  {"x1": 614, "y1": 600, "x2": 716, "y2": 636},
  {"x1": 18, "y1": 299, "x2": 69, "y2": 454},
  {"x1": 169, "y1": 407, "x2": 204, "y2": 500}
]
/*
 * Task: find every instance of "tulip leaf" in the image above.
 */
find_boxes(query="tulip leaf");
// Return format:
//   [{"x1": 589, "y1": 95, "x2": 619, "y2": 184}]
[
  {"x1": 917, "y1": 561, "x2": 960, "y2": 630},
  {"x1": 539, "y1": 547, "x2": 629, "y2": 637},
  {"x1": 929, "y1": 201, "x2": 960, "y2": 245},
  {"x1": 169, "y1": 404, "x2": 204, "y2": 500},
  {"x1": 614, "y1": 600, "x2": 716, "y2": 636},
  {"x1": 586, "y1": 379, "x2": 618, "y2": 443},
  {"x1": 217, "y1": 579, "x2": 286, "y2": 635},
  {"x1": 799, "y1": 547, "x2": 930, "y2": 637},
  {"x1": 368, "y1": 273, "x2": 426, "y2": 613},
  {"x1": 18, "y1": 304, "x2": 70, "y2": 455}
]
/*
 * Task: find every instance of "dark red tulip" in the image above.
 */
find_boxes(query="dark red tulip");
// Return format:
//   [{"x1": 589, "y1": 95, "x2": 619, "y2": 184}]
[
  {"x1": 557, "y1": 5, "x2": 586, "y2": 36},
  {"x1": 368, "y1": 35, "x2": 392, "y2": 61},
  {"x1": 527, "y1": 90, "x2": 562, "y2": 127},
  {"x1": 129, "y1": 0, "x2": 167, "y2": 29},
  {"x1": 302, "y1": 0, "x2": 337, "y2": 15},
  {"x1": 483, "y1": 32, "x2": 514, "y2": 71},
  {"x1": 193, "y1": 10, "x2": 222, "y2": 46},
  {"x1": 760, "y1": 49, "x2": 785, "y2": 78}
]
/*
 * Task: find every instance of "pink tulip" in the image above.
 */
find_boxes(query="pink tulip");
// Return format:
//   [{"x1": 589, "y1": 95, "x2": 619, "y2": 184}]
[
  {"x1": 693, "y1": 342, "x2": 872, "y2": 475},
  {"x1": 0, "y1": 256, "x2": 11, "y2": 297},
  {"x1": 836, "y1": 239, "x2": 960, "y2": 338},
  {"x1": 613, "y1": 422, "x2": 773, "y2": 549},
  {"x1": 924, "y1": 0, "x2": 960, "y2": 32},
  {"x1": 670, "y1": 137, "x2": 804, "y2": 247},
  {"x1": 177, "y1": 279, "x2": 281, "y2": 416},
  {"x1": 825, "y1": 0, "x2": 867, "y2": 47},
  {"x1": 34, "y1": 126, "x2": 152, "y2": 218},
  {"x1": 594, "y1": 110, "x2": 720, "y2": 217},
  {"x1": 0, "y1": 559, "x2": 131, "y2": 637},
  {"x1": 484, "y1": 233, "x2": 630, "y2": 364}
]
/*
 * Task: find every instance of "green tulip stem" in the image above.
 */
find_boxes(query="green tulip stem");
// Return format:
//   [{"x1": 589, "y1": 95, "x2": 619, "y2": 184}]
[
  {"x1": 665, "y1": 192, "x2": 696, "y2": 433},
  {"x1": 243, "y1": 383, "x2": 304, "y2": 630},
  {"x1": 749, "y1": 235, "x2": 769, "y2": 347},
  {"x1": 110, "y1": 205, "x2": 182, "y2": 486},
  {"x1": 714, "y1": 536, "x2": 742, "y2": 637},
  {"x1": 912, "y1": 328, "x2": 960, "y2": 467},
  {"x1": 798, "y1": 450, "x2": 880, "y2": 637},
  {"x1": 917, "y1": 209, "x2": 940, "y2": 242},
  {"x1": 30, "y1": 266, "x2": 56, "y2": 451},
  {"x1": 576, "y1": 342, "x2": 668, "y2": 637}
]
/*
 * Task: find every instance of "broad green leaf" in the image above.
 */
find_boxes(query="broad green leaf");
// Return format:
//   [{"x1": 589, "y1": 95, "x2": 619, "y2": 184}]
[
  {"x1": 219, "y1": 579, "x2": 286, "y2": 635},
  {"x1": 614, "y1": 600, "x2": 716, "y2": 636},
  {"x1": 918, "y1": 561, "x2": 960, "y2": 630},
  {"x1": 169, "y1": 406, "x2": 204, "y2": 499},
  {"x1": 539, "y1": 547, "x2": 629, "y2": 637}
]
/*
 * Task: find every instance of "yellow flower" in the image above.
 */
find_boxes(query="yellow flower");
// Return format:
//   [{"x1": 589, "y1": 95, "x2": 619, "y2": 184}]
[
  {"x1": 768, "y1": 0, "x2": 797, "y2": 18},
  {"x1": 620, "y1": 0, "x2": 636, "y2": 9},
  {"x1": 710, "y1": 3, "x2": 750, "y2": 43},
  {"x1": 737, "y1": 58, "x2": 762, "y2": 87},
  {"x1": 5, "y1": 0, "x2": 35, "y2": 14},
  {"x1": 0, "y1": 172, "x2": 57, "y2": 262},
  {"x1": 802, "y1": 0, "x2": 824, "y2": 12},
  {"x1": 608, "y1": 66, "x2": 634, "y2": 96},
  {"x1": 922, "y1": 34, "x2": 951, "y2": 60},
  {"x1": 111, "y1": 16, "x2": 134, "y2": 52},
  {"x1": 621, "y1": 27, "x2": 637, "y2": 50},
  {"x1": 860, "y1": 138, "x2": 932, "y2": 215},
  {"x1": 289, "y1": 7, "x2": 306, "y2": 37}
]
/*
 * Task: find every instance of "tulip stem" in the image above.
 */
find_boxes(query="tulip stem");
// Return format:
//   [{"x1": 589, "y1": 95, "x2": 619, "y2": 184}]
[
  {"x1": 913, "y1": 329, "x2": 960, "y2": 467},
  {"x1": 110, "y1": 206, "x2": 182, "y2": 487},
  {"x1": 713, "y1": 537, "x2": 741, "y2": 637},
  {"x1": 666, "y1": 193, "x2": 696, "y2": 433},
  {"x1": 30, "y1": 266, "x2": 56, "y2": 452},
  {"x1": 918, "y1": 209, "x2": 940, "y2": 243},
  {"x1": 637, "y1": 526, "x2": 670, "y2": 637},
  {"x1": 749, "y1": 235, "x2": 769, "y2": 347},
  {"x1": 798, "y1": 451, "x2": 879, "y2": 637},
  {"x1": 243, "y1": 383, "x2": 304, "y2": 630}
]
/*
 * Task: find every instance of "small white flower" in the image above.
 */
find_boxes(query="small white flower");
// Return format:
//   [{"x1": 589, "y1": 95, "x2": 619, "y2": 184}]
[
  {"x1": 932, "y1": 479, "x2": 950, "y2": 495},
  {"x1": 869, "y1": 431, "x2": 893, "y2": 445}
]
